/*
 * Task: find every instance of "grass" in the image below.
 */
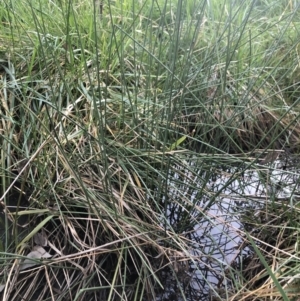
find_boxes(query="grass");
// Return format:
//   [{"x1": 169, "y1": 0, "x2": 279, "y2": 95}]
[{"x1": 0, "y1": 0, "x2": 300, "y2": 300}]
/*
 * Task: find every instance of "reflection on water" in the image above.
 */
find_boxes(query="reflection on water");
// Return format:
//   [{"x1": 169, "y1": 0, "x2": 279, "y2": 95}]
[{"x1": 157, "y1": 157, "x2": 300, "y2": 301}]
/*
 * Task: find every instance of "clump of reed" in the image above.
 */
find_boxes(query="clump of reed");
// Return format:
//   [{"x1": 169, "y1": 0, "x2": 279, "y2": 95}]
[{"x1": 1, "y1": 0, "x2": 300, "y2": 300}]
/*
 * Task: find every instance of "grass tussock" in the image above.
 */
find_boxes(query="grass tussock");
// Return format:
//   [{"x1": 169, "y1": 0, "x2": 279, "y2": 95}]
[
  {"x1": 234, "y1": 202, "x2": 300, "y2": 301},
  {"x1": 0, "y1": 0, "x2": 300, "y2": 300}
]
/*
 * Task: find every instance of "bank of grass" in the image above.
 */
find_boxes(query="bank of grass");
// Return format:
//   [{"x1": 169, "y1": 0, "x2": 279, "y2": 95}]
[{"x1": 0, "y1": 0, "x2": 300, "y2": 300}]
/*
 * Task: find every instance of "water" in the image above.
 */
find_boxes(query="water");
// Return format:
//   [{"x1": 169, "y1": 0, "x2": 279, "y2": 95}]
[{"x1": 157, "y1": 156, "x2": 300, "y2": 301}]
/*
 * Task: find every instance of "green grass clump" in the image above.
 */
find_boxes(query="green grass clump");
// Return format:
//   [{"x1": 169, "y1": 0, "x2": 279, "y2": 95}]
[{"x1": 1, "y1": 0, "x2": 300, "y2": 300}]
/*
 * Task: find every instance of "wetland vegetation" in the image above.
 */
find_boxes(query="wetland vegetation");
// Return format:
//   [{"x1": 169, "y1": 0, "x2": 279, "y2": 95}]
[{"x1": 0, "y1": 0, "x2": 300, "y2": 300}]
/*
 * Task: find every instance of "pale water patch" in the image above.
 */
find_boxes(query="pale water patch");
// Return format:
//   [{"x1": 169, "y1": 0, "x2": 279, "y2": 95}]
[{"x1": 157, "y1": 157, "x2": 300, "y2": 301}]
